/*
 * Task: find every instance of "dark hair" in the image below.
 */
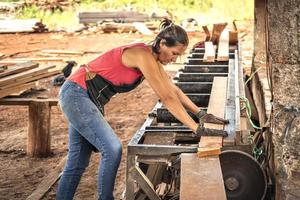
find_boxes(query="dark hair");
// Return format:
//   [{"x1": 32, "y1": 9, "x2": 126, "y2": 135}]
[{"x1": 152, "y1": 19, "x2": 189, "y2": 54}]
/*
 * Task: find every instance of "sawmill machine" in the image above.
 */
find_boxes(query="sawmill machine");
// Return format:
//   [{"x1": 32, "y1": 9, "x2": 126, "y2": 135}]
[{"x1": 125, "y1": 43, "x2": 269, "y2": 200}]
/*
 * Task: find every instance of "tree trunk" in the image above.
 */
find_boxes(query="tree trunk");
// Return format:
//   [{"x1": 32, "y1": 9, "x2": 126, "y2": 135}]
[{"x1": 268, "y1": 0, "x2": 300, "y2": 199}]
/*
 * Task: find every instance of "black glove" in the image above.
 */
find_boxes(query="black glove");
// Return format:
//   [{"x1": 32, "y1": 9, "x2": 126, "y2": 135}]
[
  {"x1": 196, "y1": 110, "x2": 229, "y2": 126},
  {"x1": 193, "y1": 124, "x2": 228, "y2": 137}
]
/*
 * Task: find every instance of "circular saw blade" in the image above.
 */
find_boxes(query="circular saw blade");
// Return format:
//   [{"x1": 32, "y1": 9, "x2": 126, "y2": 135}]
[{"x1": 220, "y1": 150, "x2": 267, "y2": 200}]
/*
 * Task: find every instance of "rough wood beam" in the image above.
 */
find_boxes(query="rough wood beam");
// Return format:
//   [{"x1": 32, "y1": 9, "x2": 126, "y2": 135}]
[
  {"x1": 217, "y1": 29, "x2": 229, "y2": 61},
  {"x1": 27, "y1": 101, "x2": 51, "y2": 157},
  {"x1": 203, "y1": 42, "x2": 215, "y2": 62}
]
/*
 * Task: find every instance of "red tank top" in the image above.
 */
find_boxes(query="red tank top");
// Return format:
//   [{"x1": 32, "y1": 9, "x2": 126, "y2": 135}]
[{"x1": 68, "y1": 43, "x2": 149, "y2": 89}]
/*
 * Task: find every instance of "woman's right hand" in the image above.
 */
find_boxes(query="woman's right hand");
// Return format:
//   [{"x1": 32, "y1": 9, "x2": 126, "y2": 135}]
[{"x1": 193, "y1": 124, "x2": 228, "y2": 137}]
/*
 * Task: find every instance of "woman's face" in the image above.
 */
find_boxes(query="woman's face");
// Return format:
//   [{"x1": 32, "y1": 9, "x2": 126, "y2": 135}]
[{"x1": 158, "y1": 42, "x2": 187, "y2": 65}]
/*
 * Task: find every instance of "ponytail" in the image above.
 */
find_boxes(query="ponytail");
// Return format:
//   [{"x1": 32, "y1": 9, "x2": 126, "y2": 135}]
[{"x1": 152, "y1": 19, "x2": 189, "y2": 54}]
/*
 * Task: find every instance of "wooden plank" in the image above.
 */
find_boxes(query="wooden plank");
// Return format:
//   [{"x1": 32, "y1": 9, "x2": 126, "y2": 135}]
[
  {"x1": 131, "y1": 166, "x2": 161, "y2": 200},
  {"x1": 210, "y1": 23, "x2": 227, "y2": 44},
  {"x1": 0, "y1": 57, "x2": 64, "y2": 62},
  {"x1": 133, "y1": 22, "x2": 153, "y2": 35},
  {"x1": 204, "y1": 77, "x2": 228, "y2": 129},
  {"x1": 0, "y1": 70, "x2": 60, "y2": 90},
  {"x1": 203, "y1": 42, "x2": 215, "y2": 62},
  {"x1": 180, "y1": 77, "x2": 228, "y2": 200},
  {"x1": 197, "y1": 136, "x2": 223, "y2": 157},
  {"x1": 26, "y1": 156, "x2": 66, "y2": 200},
  {"x1": 180, "y1": 154, "x2": 227, "y2": 200},
  {"x1": 0, "y1": 98, "x2": 58, "y2": 106},
  {"x1": 229, "y1": 31, "x2": 238, "y2": 45},
  {"x1": 0, "y1": 65, "x2": 55, "y2": 87},
  {"x1": 41, "y1": 49, "x2": 84, "y2": 55},
  {"x1": 217, "y1": 30, "x2": 229, "y2": 61},
  {"x1": 0, "y1": 60, "x2": 30, "y2": 64},
  {"x1": 0, "y1": 62, "x2": 38, "y2": 78},
  {"x1": 78, "y1": 11, "x2": 149, "y2": 18},
  {"x1": 0, "y1": 82, "x2": 36, "y2": 98},
  {"x1": 198, "y1": 77, "x2": 227, "y2": 154}
]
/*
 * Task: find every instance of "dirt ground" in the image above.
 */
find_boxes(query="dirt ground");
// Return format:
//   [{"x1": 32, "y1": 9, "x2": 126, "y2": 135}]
[
  {"x1": 0, "y1": 30, "x2": 203, "y2": 200},
  {"x1": 0, "y1": 20, "x2": 253, "y2": 200}
]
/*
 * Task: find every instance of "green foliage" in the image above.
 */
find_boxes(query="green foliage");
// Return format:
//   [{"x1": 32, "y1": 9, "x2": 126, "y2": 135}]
[
  {"x1": 15, "y1": 0, "x2": 253, "y2": 30},
  {"x1": 16, "y1": 6, "x2": 78, "y2": 31},
  {"x1": 0, "y1": 0, "x2": 21, "y2": 2}
]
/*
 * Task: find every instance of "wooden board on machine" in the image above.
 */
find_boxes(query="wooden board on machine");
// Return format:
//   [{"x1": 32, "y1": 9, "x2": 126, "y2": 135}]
[{"x1": 180, "y1": 77, "x2": 228, "y2": 200}]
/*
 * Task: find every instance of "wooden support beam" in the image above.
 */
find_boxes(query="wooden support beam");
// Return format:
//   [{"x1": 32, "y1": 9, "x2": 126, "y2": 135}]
[
  {"x1": 131, "y1": 166, "x2": 161, "y2": 200},
  {"x1": 0, "y1": 98, "x2": 58, "y2": 106},
  {"x1": 27, "y1": 100, "x2": 51, "y2": 157},
  {"x1": 217, "y1": 29, "x2": 229, "y2": 61},
  {"x1": 0, "y1": 57, "x2": 64, "y2": 62},
  {"x1": 136, "y1": 132, "x2": 175, "y2": 200},
  {"x1": 203, "y1": 42, "x2": 215, "y2": 62}
]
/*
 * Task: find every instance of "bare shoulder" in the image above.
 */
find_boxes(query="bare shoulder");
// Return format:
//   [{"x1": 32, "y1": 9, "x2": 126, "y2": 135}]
[{"x1": 122, "y1": 46, "x2": 153, "y2": 68}]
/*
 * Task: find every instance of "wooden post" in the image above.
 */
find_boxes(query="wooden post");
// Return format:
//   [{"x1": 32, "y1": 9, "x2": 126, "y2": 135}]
[
  {"x1": 254, "y1": 0, "x2": 267, "y2": 63},
  {"x1": 27, "y1": 100, "x2": 51, "y2": 157}
]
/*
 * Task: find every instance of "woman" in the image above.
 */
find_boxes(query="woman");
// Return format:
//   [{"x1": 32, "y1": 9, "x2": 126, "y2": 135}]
[{"x1": 57, "y1": 19, "x2": 227, "y2": 200}]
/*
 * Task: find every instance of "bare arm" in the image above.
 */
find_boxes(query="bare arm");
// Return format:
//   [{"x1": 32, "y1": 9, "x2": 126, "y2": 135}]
[
  {"x1": 122, "y1": 48, "x2": 198, "y2": 132},
  {"x1": 173, "y1": 85, "x2": 200, "y2": 115},
  {"x1": 157, "y1": 64, "x2": 200, "y2": 115}
]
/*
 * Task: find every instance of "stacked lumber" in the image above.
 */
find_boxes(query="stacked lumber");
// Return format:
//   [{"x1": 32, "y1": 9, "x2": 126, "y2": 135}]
[
  {"x1": 79, "y1": 22, "x2": 156, "y2": 34},
  {"x1": 0, "y1": 62, "x2": 60, "y2": 98},
  {"x1": 78, "y1": 11, "x2": 150, "y2": 24},
  {"x1": 0, "y1": 19, "x2": 48, "y2": 34},
  {"x1": 97, "y1": 22, "x2": 137, "y2": 33},
  {"x1": 200, "y1": 21, "x2": 239, "y2": 62},
  {"x1": 0, "y1": 2, "x2": 23, "y2": 12},
  {"x1": 24, "y1": 0, "x2": 79, "y2": 11}
]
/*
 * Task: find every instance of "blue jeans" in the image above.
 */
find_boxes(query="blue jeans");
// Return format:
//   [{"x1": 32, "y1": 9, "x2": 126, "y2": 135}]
[{"x1": 56, "y1": 81, "x2": 122, "y2": 200}]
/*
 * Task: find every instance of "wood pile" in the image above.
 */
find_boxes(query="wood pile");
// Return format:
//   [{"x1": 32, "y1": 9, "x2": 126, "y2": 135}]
[
  {"x1": 197, "y1": 21, "x2": 239, "y2": 63},
  {"x1": 0, "y1": 62, "x2": 60, "y2": 98},
  {"x1": 0, "y1": 2, "x2": 24, "y2": 12},
  {"x1": 79, "y1": 11, "x2": 154, "y2": 24},
  {"x1": 24, "y1": 0, "x2": 79, "y2": 11},
  {"x1": 81, "y1": 22, "x2": 157, "y2": 34},
  {"x1": 0, "y1": 19, "x2": 48, "y2": 33}
]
